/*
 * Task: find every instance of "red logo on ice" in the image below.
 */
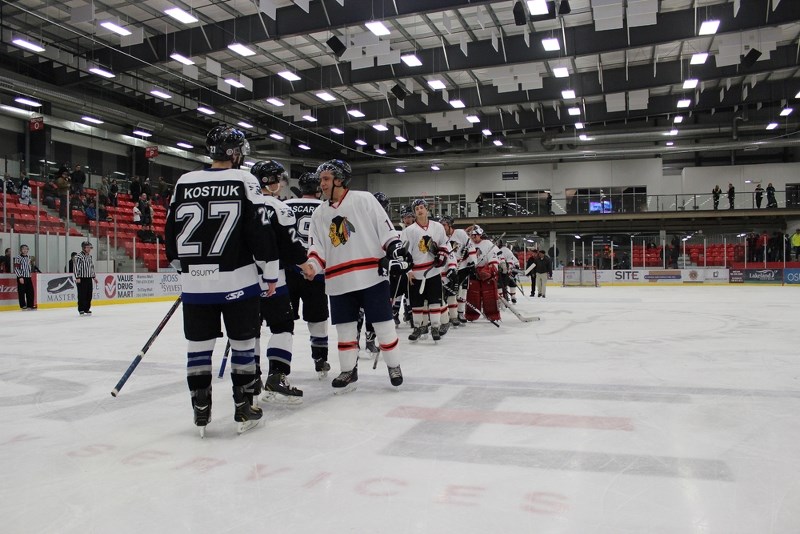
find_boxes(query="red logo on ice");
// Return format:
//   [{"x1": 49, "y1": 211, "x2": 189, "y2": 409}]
[{"x1": 104, "y1": 275, "x2": 117, "y2": 299}]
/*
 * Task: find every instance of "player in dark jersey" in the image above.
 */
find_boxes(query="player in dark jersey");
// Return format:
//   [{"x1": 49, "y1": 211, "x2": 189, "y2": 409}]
[
  {"x1": 165, "y1": 126, "x2": 279, "y2": 436},
  {"x1": 284, "y1": 172, "x2": 331, "y2": 378}
]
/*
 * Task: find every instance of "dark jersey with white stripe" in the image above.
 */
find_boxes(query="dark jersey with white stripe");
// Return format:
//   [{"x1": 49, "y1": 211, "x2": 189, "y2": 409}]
[{"x1": 165, "y1": 168, "x2": 279, "y2": 305}]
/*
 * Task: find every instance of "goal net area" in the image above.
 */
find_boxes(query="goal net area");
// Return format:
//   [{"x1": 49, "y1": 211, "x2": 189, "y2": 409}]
[{"x1": 562, "y1": 266, "x2": 600, "y2": 287}]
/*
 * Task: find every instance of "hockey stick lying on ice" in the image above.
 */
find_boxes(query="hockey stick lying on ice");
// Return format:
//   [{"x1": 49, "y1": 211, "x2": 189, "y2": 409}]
[
  {"x1": 217, "y1": 341, "x2": 231, "y2": 378},
  {"x1": 442, "y1": 280, "x2": 500, "y2": 328},
  {"x1": 498, "y1": 296, "x2": 539, "y2": 322},
  {"x1": 111, "y1": 296, "x2": 182, "y2": 397}
]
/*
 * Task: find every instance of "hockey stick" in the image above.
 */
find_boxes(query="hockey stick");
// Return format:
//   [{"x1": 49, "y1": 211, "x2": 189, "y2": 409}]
[
  {"x1": 442, "y1": 281, "x2": 500, "y2": 328},
  {"x1": 111, "y1": 296, "x2": 182, "y2": 397},
  {"x1": 498, "y1": 296, "x2": 540, "y2": 322},
  {"x1": 417, "y1": 265, "x2": 435, "y2": 293},
  {"x1": 217, "y1": 341, "x2": 231, "y2": 378}
]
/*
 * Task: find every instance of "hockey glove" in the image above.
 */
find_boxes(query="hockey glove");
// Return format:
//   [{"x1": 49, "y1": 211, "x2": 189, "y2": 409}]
[
  {"x1": 380, "y1": 240, "x2": 409, "y2": 277},
  {"x1": 433, "y1": 250, "x2": 448, "y2": 268}
]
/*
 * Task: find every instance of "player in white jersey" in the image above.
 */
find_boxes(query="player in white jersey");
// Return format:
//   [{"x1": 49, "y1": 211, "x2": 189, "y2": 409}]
[
  {"x1": 465, "y1": 225, "x2": 501, "y2": 322},
  {"x1": 395, "y1": 207, "x2": 416, "y2": 324},
  {"x1": 440, "y1": 216, "x2": 476, "y2": 325},
  {"x1": 165, "y1": 126, "x2": 279, "y2": 435},
  {"x1": 284, "y1": 172, "x2": 331, "y2": 378},
  {"x1": 249, "y1": 161, "x2": 309, "y2": 404},
  {"x1": 401, "y1": 199, "x2": 450, "y2": 342},
  {"x1": 302, "y1": 159, "x2": 405, "y2": 392},
  {"x1": 496, "y1": 240, "x2": 520, "y2": 303}
]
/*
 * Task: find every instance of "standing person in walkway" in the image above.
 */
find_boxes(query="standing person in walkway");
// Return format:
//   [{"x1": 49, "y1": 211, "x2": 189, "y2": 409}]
[
  {"x1": 533, "y1": 249, "x2": 553, "y2": 298},
  {"x1": 766, "y1": 182, "x2": 777, "y2": 208},
  {"x1": 74, "y1": 241, "x2": 97, "y2": 316},
  {"x1": 727, "y1": 183, "x2": 735, "y2": 209},
  {"x1": 712, "y1": 185, "x2": 722, "y2": 210},
  {"x1": 13, "y1": 244, "x2": 35, "y2": 310},
  {"x1": 754, "y1": 183, "x2": 764, "y2": 209}
]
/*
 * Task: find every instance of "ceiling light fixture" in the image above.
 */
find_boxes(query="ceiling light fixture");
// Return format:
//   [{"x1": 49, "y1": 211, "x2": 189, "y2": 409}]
[
  {"x1": 395, "y1": 168, "x2": 406, "y2": 173},
  {"x1": 177, "y1": 142, "x2": 194, "y2": 149},
  {"x1": 225, "y1": 78, "x2": 246, "y2": 89},
  {"x1": 674, "y1": 115, "x2": 684, "y2": 123},
  {"x1": 414, "y1": 145, "x2": 424, "y2": 152},
  {"x1": 269, "y1": 132, "x2": 284, "y2": 140},
  {"x1": 567, "y1": 107, "x2": 580, "y2": 116},
  {"x1": 698, "y1": 19, "x2": 720, "y2": 35},
  {"x1": 170, "y1": 53, "x2": 194, "y2": 65},
  {"x1": 579, "y1": 134, "x2": 590, "y2": 141},
  {"x1": 89, "y1": 67, "x2": 115, "y2": 78},
  {"x1": 669, "y1": 129, "x2": 679, "y2": 136},
  {"x1": 238, "y1": 121, "x2": 254, "y2": 129},
  {"x1": 375, "y1": 148, "x2": 387, "y2": 155},
  {"x1": 527, "y1": 0, "x2": 549, "y2": 15},
  {"x1": 150, "y1": 89, "x2": 172, "y2": 99},
  {"x1": 228, "y1": 43, "x2": 255, "y2": 57},
  {"x1": 493, "y1": 139, "x2": 503, "y2": 146},
  {"x1": 0, "y1": 105, "x2": 32, "y2": 115},
  {"x1": 552, "y1": 67, "x2": 569, "y2": 78},
  {"x1": 372, "y1": 124, "x2": 389, "y2": 131},
  {"x1": 401, "y1": 54, "x2": 422, "y2": 67},
  {"x1": 298, "y1": 144, "x2": 311, "y2": 150},
  {"x1": 197, "y1": 106, "x2": 215, "y2": 115},
  {"x1": 542, "y1": 38, "x2": 560, "y2": 52},
  {"x1": 347, "y1": 109, "x2": 365, "y2": 118},
  {"x1": 316, "y1": 91, "x2": 336, "y2": 102},
  {"x1": 482, "y1": 129, "x2": 492, "y2": 136},
  {"x1": 164, "y1": 7, "x2": 199, "y2": 24},
  {"x1": 331, "y1": 127, "x2": 345, "y2": 134},
  {"x1": 11, "y1": 37, "x2": 45, "y2": 53},
  {"x1": 14, "y1": 97, "x2": 41, "y2": 107},
  {"x1": 266, "y1": 97, "x2": 285, "y2": 107},
  {"x1": 677, "y1": 99, "x2": 691, "y2": 108},
  {"x1": 365, "y1": 21, "x2": 391, "y2": 36},
  {"x1": 795, "y1": 90, "x2": 800, "y2": 99},
  {"x1": 690, "y1": 53, "x2": 708, "y2": 65},
  {"x1": 427, "y1": 79, "x2": 446, "y2": 90},
  {"x1": 449, "y1": 99, "x2": 465, "y2": 109},
  {"x1": 575, "y1": 122, "x2": 584, "y2": 129},
  {"x1": 666, "y1": 141, "x2": 674, "y2": 146},
  {"x1": 431, "y1": 165, "x2": 440, "y2": 171},
  {"x1": 780, "y1": 107, "x2": 793, "y2": 116},
  {"x1": 132, "y1": 129, "x2": 152, "y2": 137},
  {"x1": 81, "y1": 116, "x2": 103, "y2": 125},
  {"x1": 278, "y1": 71, "x2": 301, "y2": 82},
  {"x1": 683, "y1": 79, "x2": 699, "y2": 89},
  {"x1": 561, "y1": 89, "x2": 576, "y2": 99},
  {"x1": 466, "y1": 115, "x2": 480, "y2": 123},
  {"x1": 766, "y1": 122, "x2": 778, "y2": 130},
  {"x1": 355, "y1": 139, "x2": 368, "y2": 146},
  {"x1": 100, "y1": 21, "x2": 132, "y2": 36},
  {"x1": 302, "y1": 115, "x2": 317, "y2": 122},
  {"x1": 395, "y1": 135, "x2": 407, "y2": 142}
]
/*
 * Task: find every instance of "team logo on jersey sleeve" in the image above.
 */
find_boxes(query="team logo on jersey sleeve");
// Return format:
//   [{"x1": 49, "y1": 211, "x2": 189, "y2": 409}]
[{"x1": 329, "y1": 215, "x2": 355, "y2": 247}]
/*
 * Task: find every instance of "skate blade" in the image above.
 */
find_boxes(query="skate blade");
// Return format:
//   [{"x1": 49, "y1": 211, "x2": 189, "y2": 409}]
[
  {"x1": 237, "y1": 420, "x2": 260, "y2": 434},
  {"x1": 316, "y1": 370, "x2": 329, "y2": 380},
  {"x1": 332, "y1": 383, "x2": 357, "y2": 395},
  {"x1": 198, "y1": 426, "x2": 207, "y2": 438},
  {"x1": 260, "y1": 391, "x2": 303, "y2": 405}
]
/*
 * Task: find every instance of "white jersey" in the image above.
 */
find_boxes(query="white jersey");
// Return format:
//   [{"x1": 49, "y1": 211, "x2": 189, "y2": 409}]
[
  {"x1": 473, "y1": 238, "x2": 500, "y2": 269},
  {"x1": 307, "y1": 189, "x2": 399, "y2": 296},
  {"x1": 401, "y1": 220, "x2": 450, "y2": 279},
  {"x1": 447, "y1": 228, "x2": 476, "y2": 270},
  {"x1": 497, "y1": 246, "x2": 519, "y2": 273}
]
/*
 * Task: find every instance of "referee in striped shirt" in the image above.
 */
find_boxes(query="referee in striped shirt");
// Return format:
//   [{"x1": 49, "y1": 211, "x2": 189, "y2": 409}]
[
  {"x1": 13, "y1": 244, "x2": 35, "y2": 310},
  {"x1": 74, "y1": 240, "x2": 97, "y2": 316}
]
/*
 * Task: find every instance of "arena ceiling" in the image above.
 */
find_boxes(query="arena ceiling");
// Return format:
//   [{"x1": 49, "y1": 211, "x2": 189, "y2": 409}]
[{"x1": 1, "y1": 0, "x2": 799, "y2": 173}]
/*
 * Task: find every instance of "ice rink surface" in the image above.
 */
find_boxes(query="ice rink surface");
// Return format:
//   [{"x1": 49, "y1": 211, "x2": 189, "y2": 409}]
[{"x1": 1, "y1": 285, "x2": 799, "y2": 534}]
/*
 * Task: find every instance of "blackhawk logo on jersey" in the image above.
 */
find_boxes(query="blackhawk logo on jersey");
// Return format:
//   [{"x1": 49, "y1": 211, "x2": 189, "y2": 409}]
[
  {"x1": 417, "y1": 235, "x2": 433, "y2": 254},
  {"x1": 329, "y1": 215, "x2": 355, "y2": 247}
]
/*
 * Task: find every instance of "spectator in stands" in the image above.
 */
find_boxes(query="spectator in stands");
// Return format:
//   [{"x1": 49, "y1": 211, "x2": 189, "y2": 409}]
[
  {"x1": 70, "y1": 164, "x2": 86, "y2": 195},
  {"x1": 792, "y1": 229, "x2": 800, "y2": 261},
  {"x1": 98, "y1": 176, "x2": 109, "y2": 201},
  {"x1": 747, "y1": 232, "x2": 758, "y2": 262},
  {"x1": 670, "y1": 235, "x2": 681, "y2": 268},
  {"x1": 156, "y1": 176, "x2": 170, "y2": 205},
  {"x1": 768, "y1": 232, "x2": 782, "y2": 262},
  {"x1": 138, "y1": 194, "x2": 153, "y2": 227},
  {"x1": 56, "y1": 168, "x2": 70, "y2": 218},
  {"x1": 130, "y1": 176, "x2": 142, "y2": 204},
  {"x1": 132, "y1": 201, "x2": 142, "y2": 225},
  {"x1": 42, "y1": 176, "x2": 57, "y2": 209},
  {"x1": 476, "y1": 193, "x2": 484, "y2": 216},
  {"x1": 18, "y1": 174, "x2": 31, "y2": 205},
  {"x1": 65, "y1": 251, "x2": 77, "y2": 273},
  {"x1": 85, "y1": 201, "x2": 97, "y2": 221},
  {"x1": 108, "y1": 178, "x2": 119, "y2": 207},
  {"x1": 2, "y1": 173, "x2": 17, "y2": 194},
  {"x1": 545, "y1": 191, "x2": 553, "y2": 215},
  {"x1": 727, "y1": 183, "x2": 735, "y2": 209},
  {"x1": 766, "y1": 182, "x2": 777, "y2": 208},
  {"x1": 501, "y1": 198, "x2": 509, "y2": 216},
  {"x1": 756, "y1": 231, "x2": 768, "y2": 262},
  {"x1": 712, "y1": 185, "x2": 722, "y2": 210},
  {"x1": 754, "y1": 183, "x2": 764, "y2": 209},
  {"x1": 98, "y1": 195, "x2": 111, "y2": 221},
  {"x1": 137, "y1": 226, "x2": 159, "y2": 244},
  {"x1": 13, "y1": 244, "x2": 35, "y2": 309},
  {"x1": 1, "y1": 248, "x2": 11, "y2": 273},
  {"x1": 141, "y1": 177, "x2": 153, "y2": 201}
]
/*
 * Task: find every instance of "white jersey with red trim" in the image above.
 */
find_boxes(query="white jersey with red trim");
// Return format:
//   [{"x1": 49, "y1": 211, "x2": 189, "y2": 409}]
[
  {"x1": 448, "y1": 228, "x2": 476, "y2": 270},
  {"x1": 401, "y1": 219, "x2": 450, "y2": 280},
  {"x1": 307, "y1": 190, "x2": 399, "y2": 296},
  {"x1": 497, "y1": 246, "x2": 519, "y2": 273},
  {"x1": 473, "y1": 238, "x2": 500, "y2": 268}
]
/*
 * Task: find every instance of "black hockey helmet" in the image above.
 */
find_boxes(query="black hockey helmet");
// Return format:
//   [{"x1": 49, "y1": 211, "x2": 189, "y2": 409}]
[
  {"x1": 411, "y1": 198, "x2": 428, "y2": 210},
  {"x1": 400, "y1": 206, "x2": 413, "y2": 219},
  {"x1": 316, "y1": 159, "x2": 352, "y2": 187},
  {"x1": 250, "y1": 160, "x2": 285, "y2": 186},
  {"x1": 440, "y1": 215, "x2": 454, "y2": 227},
  {"x1": 373, "y1": 191, "x2": 390, "y2": 210},
  {"x1": 206, "y1": 126, "x2": 250, "y2": 162},
  {"x1": 298, "y1": 172, "x2": 320, "y2": 195}
]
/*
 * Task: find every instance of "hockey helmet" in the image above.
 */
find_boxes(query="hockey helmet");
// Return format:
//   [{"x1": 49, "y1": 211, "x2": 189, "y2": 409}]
[
  {"x1": 297, "y1": 172, "x2": 320, "y2": 195},
  {"x1": 469, "y1": 225, "x2": 484, "y2": 236},
  {"x1": 206, "y1": 126, "x2": 250, "y2": 162},
  {"x1": 373, "y1": 191, "x2": 390, "y2": 210},
  {"x1": 315, "y1": 159, "x2": 352, "y2": 187},
  {"x1": 411, "y1": 198, "x2": 428, "y2": 210},
  {"x1": 250, "y1": 160, "x2": 285, "y2": 186},
  {"x1": 400, "y1": 206, "x2": 414, "y2": 219},
  {"x1": 440, "y1": 215, "x2": 454, "y2": 227}
]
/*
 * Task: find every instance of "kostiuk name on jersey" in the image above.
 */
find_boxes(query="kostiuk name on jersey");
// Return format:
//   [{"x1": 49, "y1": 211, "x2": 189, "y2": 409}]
[{"x1": 182, "y1": 185, "x2": 241, "y2": 199}]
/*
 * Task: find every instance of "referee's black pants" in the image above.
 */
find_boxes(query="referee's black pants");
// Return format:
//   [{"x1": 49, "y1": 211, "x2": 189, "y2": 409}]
[
  {"x1": 76, "y1": 278, "x2": 94, "y2": 313},
  {"x1": 17, "y1": 277, "x2": 34, "y2": 309}
]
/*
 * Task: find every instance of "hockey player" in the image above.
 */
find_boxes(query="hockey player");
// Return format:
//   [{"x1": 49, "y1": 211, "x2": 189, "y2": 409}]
[
  {"x1": 401, "y1": 199, "x2": 450, "y2": 342},
  {"x1": 440, "y1": 216, "x2": 476, "y2": 325},
  {"x1": 250, "y1": 160, "x2": 309, "y2": 404},
  {"x1": 465, "y1": 225, "x2": 500, "y2": 322},
  {"x1": 284, "y1": 172, "x2": 331, "y2": 379},
  {"x1": 396, "y1": 207, "x2": 416, "y2": 324},
  {"x1": 496, "y1": 240, "x2": 520, "y2": 303},
  {"x1": 301, "y1": 159, "x2": 404, "y2": 392},
  {"x1": 165, "y1": 126, "x2": 279, "y2": 435}
]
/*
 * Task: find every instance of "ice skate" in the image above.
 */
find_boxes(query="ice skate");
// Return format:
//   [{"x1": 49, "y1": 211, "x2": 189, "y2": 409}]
[
  {"x1": 408, "y1": 325, "x2": 426, "y2": 342},
  {"x1": 450, "y1": 317, "x2": 462, "y2": 328},
  {"x1": 192, "y1": 387, "x2": 212, "y2": 438},
  {"x1": 314, "y1": 358, "x2": 330, "y2": 379},
  {"x1": 233, "y1": 385, "x2": 262, "y2": 434},
  {"x1": 458, "y1": 312, "x2": 467, "y2": 325},
  {"x1": 332, "y1": 366, "x2": 358, "y2": 395},
  {"x1": 438, "y1": 322, "x2": 450, "y2": 337},
  {"x1": 431, "y1": 326, "x2": 441, "y2": 342},
  {"x1": 261, "y1": 373, "x2": 303, "y2": 405},
  {"x1": 388, "y1": 365, "x2": 403, "y2": 387}
]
